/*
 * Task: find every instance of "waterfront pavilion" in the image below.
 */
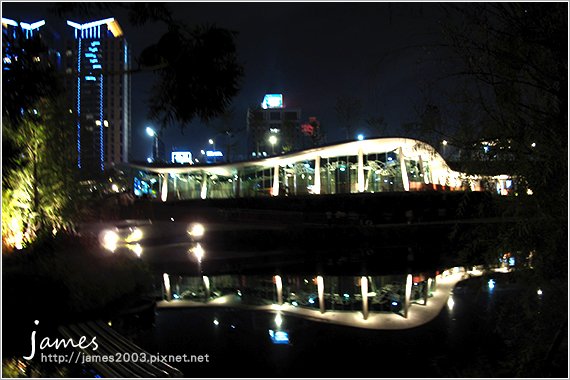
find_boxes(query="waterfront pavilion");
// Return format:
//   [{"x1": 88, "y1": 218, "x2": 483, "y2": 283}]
[{"x1": 130, "y1": 137, "x2": 503, "y2": 202}]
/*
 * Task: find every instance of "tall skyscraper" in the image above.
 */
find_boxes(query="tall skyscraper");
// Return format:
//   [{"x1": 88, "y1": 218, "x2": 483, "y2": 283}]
[{"x1": 64, "y1": 18, "x2": 131, "y2": 175}]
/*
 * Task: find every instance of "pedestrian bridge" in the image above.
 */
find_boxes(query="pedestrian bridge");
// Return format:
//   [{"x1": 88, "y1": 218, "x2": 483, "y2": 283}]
[{"x1": 129, "y1": 137, "x2": 510, "y2": 202}]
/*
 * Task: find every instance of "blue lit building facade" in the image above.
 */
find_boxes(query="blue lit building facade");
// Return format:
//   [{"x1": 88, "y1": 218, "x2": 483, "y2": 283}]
[
  {"x1": 2, "y1": 18, "x2": 62, "y2": 88},
  {"x1": 65, "y1": 18, "x2": 131, "y2": 176}
]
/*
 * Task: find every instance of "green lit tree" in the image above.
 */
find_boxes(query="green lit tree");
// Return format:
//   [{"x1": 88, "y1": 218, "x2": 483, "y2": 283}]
[{"x1": 2, "y1": 97, "x2": 78, "y2": 250}]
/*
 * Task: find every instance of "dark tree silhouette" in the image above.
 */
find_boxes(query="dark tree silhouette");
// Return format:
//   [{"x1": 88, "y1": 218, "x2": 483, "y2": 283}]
[{"x1": 52, "y1": 3, "x2": 244, "y2": 129}]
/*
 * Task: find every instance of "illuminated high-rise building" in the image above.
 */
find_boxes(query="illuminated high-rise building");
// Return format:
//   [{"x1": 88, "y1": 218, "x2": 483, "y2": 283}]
[
  {"x1": 2, "y1": 17, "x2": 62, "y2": 92},
  {"x1": 246, "y1": 94, "x2": 302, "y2": 157},
  {"x1": 64, "y1": 18, "x2": 131, "y2": 175}
]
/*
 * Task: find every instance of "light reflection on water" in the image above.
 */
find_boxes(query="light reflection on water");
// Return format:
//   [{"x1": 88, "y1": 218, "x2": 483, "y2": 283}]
[{"x1": 161, "y1": 272, "x2": 438, "y2": 319}]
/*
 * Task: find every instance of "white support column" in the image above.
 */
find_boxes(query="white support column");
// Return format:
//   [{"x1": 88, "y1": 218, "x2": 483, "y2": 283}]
[
  {"x1": 361, "y1": 276, "x2": 369, "y2": 320},
  {"x1": 275, "y1": 275, "x2": 283, "y2": 305},
  {"x1": 173, "y1": 175, "x2": 179, "y2": 200},
  {"x1": 404, "y1": 274, "x2": 413, "y2": 318},
  {"x1": 317, "y1": 275, "x2": 325, "y2": 314},
  {"x1": 163, "y1": 273, "x2": 172, "y2": 301},
  {"x1": 398, "y1": 147, "x2": 410, "y2": 191},
  {"x1": 200, "y1": 173, "x2": 208, "y2": 200},
  {"x1": 314, "y1": 156, "x2": 321, "y2": 194},
  {"x1": 293, "y1": 165, "x2": 298, "y2": 195},
  {"x1": 203, "y1": 275, "x2": 210, "y2": 301},
  {"x1": 161, "y1": 174, "x2": 168, "y2": 202},
  {"x1": 272, "y1": 164, "x2": 280, "y2": 196},
  {"x1": 357, "y1": 148, "x2": 365, "y2": 192}
]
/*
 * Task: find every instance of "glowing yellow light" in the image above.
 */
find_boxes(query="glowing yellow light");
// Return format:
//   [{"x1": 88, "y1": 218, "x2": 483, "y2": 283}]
[
  {"x1": 526, "y1": 188, "x2": 533, "y2": 195},
  {"x1": 125, "y1": 228, "x2": 143, "y2": 243},
  {"x1": 188, "y1": 223, "x2": 205, "y2": 238},
  {"x1": 111, "y1": 184, "x2": 119, "y2": 192},
  {"x1": 275, "y1": 313, "x2": 283, "y2": 328},
  {"x1": 128, "y1": 243, "x2": 143, "y2": 257},
  {"x1": 190, "y1": 243, "x2": 205, "y2": 262},
  {"x1": 107, "y1": 19, "x2": 123, "y2": 37}
]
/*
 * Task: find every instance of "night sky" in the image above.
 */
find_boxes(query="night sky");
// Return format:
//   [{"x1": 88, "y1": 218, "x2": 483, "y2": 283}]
[{"x1": 2, "y1": 2, "x2": 455, "y2": 162}]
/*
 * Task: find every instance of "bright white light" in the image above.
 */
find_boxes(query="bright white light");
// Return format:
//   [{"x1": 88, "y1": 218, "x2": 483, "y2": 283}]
[
  {"x1": 111, "y1": 184, "x2": 119, "y2": 193},
  {"x1": 208, "y1": 139, "x2": 214, "y2": 145},
  {"x1": 21, "y1": 20, "x2": 45, "y2": 30},
  {"x1": 200, "y1": 150, "x2": 205, "y2": 155},
  {"x1": 67, "y1": 18, "x2": 114, "y2": 30},
  {"x1": 2, "y1": 18, "x2": 19, "y2": 27},
  {"x1": 275, "y1": 314, "x2": 283, "y2": 328},
  {"x1": 261, "y1": 94, "x2": 283, "y2": 109},
  {"x1": 488, "y1": 279, "x2": 496, "y2": 290},
  {"x1": 146, "y1": 127, "x2": 155, "y2": 137},
  {"x1": 357, "y1": 134, "x2": 364, "y2": 141},
  {"x1": 531, "y1": 142, "x2": 536, "y2": 148},
  {"x1": 442, "y1": 140, "x2": 448, "y2": 146},
  {"x1": 308, "y1": 298, "x2": 315, "y2": 304},
  {"x1": 170, "y1": 217, "x2": 174, "y2": 222},
  {"x1": 447, "y1": 296, "x2": 455, "y2": 311},
  {"x1": 537, "y1": 289, "x2": 543, "y2": 296},
  {"x1": 268, "y1": 135, "x2": 278, "y2": 145},
  {"x1": 147, "y1": 157, "x2": 153, "y2": 163},
  {"x1": 191, "y1": 243, "x2": 205, "y2": 262},
  {"x1": 171, "y1": 151, "x2": 192, "y2": 164},
  {"x1": 213, "y1": 319, "x2": 219, "y2": 326},
  {"x1": 163, "y1": 273, "x2": 171, "y2": 299},
  {"x1": 526, "y1": 188, "x2": 533, "y2": 195},
  {"x1": 188, "y1": 223, "x2": 205, "y2": 239},
  {"x1": 101, "y1": 230, "x2": 119, "y2": 252},
  {"x1": 292, "y1": 301, "x2": 298, "y2": 307}
]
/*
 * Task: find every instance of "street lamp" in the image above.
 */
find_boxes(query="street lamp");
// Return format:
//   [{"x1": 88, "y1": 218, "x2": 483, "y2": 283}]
[
  {"x1": 357, "y1": 134, "x2": 364, "y2": 141},
  {"x1": 146, "y1": 127, "x2": 159, "y2": 162},
  {"x1": 268, "y1": 135, "x2": 278, "y2": 155},
  {"x1": 442, "y1": 139, "x2": 448, "y2": 157},
  {"x1": 208, "y1": 139, "x2": 216, "y2": 162}
]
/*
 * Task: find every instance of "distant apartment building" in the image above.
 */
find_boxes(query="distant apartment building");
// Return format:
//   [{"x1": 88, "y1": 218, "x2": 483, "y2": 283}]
[
  {"x1": 64, "y1": 18, "x2": 131, "y2": 175},
  {"x1": 246, "y1": 94, "x2": 302, "y2": 157},
  {"x1": 3, "y1": 16, "x2": 131, "y2": 177}
]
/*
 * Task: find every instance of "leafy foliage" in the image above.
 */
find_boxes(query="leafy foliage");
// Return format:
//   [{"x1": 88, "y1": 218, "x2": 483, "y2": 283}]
[
  {"x1": 140, "y1": 24, "x2": 243, "y2": 128},
  {"x1": 52, "y1": 3, "x2": 244, "y2": 130},
  {"x1": 2, "y1": 98, "x2": 78, "y2": 250}
]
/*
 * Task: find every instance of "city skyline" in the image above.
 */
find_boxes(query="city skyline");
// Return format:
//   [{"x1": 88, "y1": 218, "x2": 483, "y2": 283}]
[{"x1": 3, "y1": 2, "x2": 452, "y2": 163}]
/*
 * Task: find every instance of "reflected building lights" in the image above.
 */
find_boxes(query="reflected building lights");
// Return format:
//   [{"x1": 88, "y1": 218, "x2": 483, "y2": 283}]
[{"x1": 447, "y1": 296, "x2": 455, "y2": 311}]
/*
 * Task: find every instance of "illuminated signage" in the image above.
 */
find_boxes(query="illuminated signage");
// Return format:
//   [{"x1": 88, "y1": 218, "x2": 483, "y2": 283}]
[
  {"x1": 261, "y1": 94, "x2": 283, "y2": 109},
  {"x1": 171, "y1": 151, "x2": 193, "y2": 164},
  {"x1": 206, "y1": 150, "x2": 223, "y2": 157},
  {"x1": 268, "y1": 330, "x2": 290, "y2": 345}
]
